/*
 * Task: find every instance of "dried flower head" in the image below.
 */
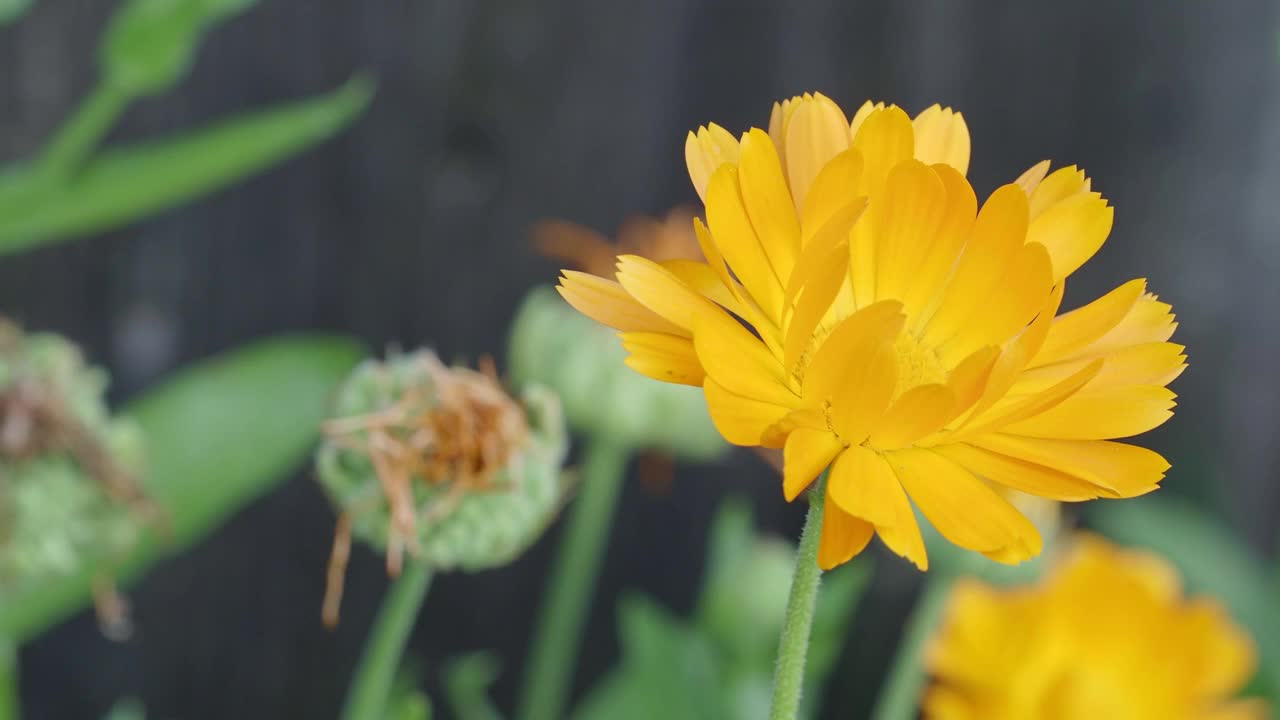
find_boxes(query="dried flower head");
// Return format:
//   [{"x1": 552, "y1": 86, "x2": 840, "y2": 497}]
[
  {"x1": 316, "y1": 350, "x2": 567, "y2": 626},
  {"x1": 0, "y1": 319, "x2": 148, "y2": 637}
]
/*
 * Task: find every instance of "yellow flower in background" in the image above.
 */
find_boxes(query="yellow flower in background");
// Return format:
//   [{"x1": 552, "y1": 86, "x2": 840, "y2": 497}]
[
  {"x1": 925, "y1": 534, "x2": 1267, "y2": 720},
  {"x1": 557, "y1": 92, "x2": 1184, "y2": 570}
]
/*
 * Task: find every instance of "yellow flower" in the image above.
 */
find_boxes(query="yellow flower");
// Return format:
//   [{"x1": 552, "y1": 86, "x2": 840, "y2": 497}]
[
  {"x1": 557, "y1": 93, "x2": 1184, "y2": 570},
  {"x1": 925, "y1": 534, "x2": 1267, "y2": 720}
]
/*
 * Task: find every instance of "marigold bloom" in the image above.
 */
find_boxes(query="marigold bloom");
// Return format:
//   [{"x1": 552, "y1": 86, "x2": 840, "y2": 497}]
[
  {"x1": 557, "y1": 93, "x2": 1184, "y2": 570},
  {"x1": 925, "y1": 534, "x2": 1266, "y2": 719}
]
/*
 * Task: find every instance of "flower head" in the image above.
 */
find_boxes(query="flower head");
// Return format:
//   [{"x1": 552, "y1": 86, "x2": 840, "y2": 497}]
[
  {"x1": 925, "y1": 534, "x2": 1266, "y2": 719},
  {"x1": 316, "y1": 351, "x2": 567, "y2": 625},
  {"x1": 0, "y1": 320, "x2": 149, "y2": 637},
  {"x1": 558, "y1": 93, "x2": 1183, "y2": 570}
]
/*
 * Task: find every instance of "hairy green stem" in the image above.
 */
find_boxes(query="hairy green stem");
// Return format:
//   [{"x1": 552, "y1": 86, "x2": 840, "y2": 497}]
[
  {"x1": 341, "y1": 560, "x2": 433, "y2": 720},
  {"x1": 768, "y1": 470, "x2": 829, "y2": 720},
  {"x1": 0, "y1": 640, "x2": 17, "y2": 720},
  {"x1": 870, "y1": 571, "x2": 955, "y2": 720},
  {"x1": 517, "y1": 438, "x2": 629, "y2": 720},
  {"x1": 35, "y1": 81, "x2": 131, "y2": 184}
]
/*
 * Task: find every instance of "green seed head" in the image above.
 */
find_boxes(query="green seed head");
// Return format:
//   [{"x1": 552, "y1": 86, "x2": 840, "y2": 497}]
[
  {"x1": 316, "y1": 351, "x2": 569, "y2": 580},
  {"x1": 0, "y1": 322, "x2": 148, "y2": 599}
]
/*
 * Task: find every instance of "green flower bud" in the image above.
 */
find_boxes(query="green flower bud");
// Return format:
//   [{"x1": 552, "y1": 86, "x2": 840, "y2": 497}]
[
  {"x1": 100, "y1": 0, "x2": 256, "y2": 96},
  {"x1": 315, "y1": 350, "x2": 568, "y2": 621},
  {"x1": 507, "y1": 286, "x2": 725, "y2": 461},
  {"x1": 0, "y1": 322, "x2": 148, "y2": 600}
]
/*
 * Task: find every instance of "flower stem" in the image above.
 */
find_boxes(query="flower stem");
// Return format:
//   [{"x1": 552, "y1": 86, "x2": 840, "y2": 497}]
[
  {"x1": 870, "y1": 571, "x2": 956, "y2": 720},
  {"x1": 768, "y1": 470, "x2": 829, "y2": 720},
  {"x1": 517, "y1": 437, "x2": 629, "y2": 720},
  {"x1": 341, "y1": 559, "x2": 433, "y2": 720},
  {"x1": 34, "y1": 81, "x2": 130, "y2": 185},
  {"x1": 0, "y1": 640, "x2": 17, "y2": 720}
]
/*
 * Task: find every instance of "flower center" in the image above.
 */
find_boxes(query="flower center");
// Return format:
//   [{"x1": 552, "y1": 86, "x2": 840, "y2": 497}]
[{"x1": 892, "y1": 332, "x2": 947, "y2": 396}]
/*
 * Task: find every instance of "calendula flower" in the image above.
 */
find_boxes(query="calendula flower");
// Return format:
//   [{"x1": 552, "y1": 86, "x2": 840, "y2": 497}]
[
  {"x1": 925, "y1": 534, "x2": 1266, "y2": 719},
  {"x1": 558, "y1": 93, "x2": 1183, "y2": 570}
]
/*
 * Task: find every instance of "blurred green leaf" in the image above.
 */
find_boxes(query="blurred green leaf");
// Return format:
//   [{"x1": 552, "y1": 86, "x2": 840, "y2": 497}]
[
  {"x1": 102, "y1": 698, "x2": 146, "y2": 720},
  {"x1": 697, "y1": 498, "x2": 792, "y2": 670},
  {"x1": 806, "y1": 557, "x2": 872, "y2": 697},
  {"x1": 386, "y1": 695, "x2": 432, "y2": 720},
  {"x1": 1089, "y1": 495, "x2": 1280, "y2": 694},
  {"x1": 0, "y1": 641, "x2": 15, "y2": 720},
  {"x1": 579, "y1": 498, "x2": 873, "y2": 720},
  {"x1": 443, "y1": 652, "x2": 502, "y2": 720},
  {"x1": 0, "y1": 75, "x2": 374, "y2": 256},
  {"x1": 0, "y1": 335, "x2": 364, "y2": 643},
  {"x1": 574, "y1": 595, "x2": 721, "y2": 720},
  {"x1": 377, "y1": 655, "x2": 433, "y2": 720},
  {"x1": 0, "y1": 0, "x2": 32, "y2": 25},
  {"x1": 101, "y1": 0, "x2": 257, "y2": 95}
]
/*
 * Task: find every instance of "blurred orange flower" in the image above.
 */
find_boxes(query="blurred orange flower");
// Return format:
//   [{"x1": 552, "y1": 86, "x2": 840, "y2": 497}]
[{"x1": 925, "y1": 534, "x2": 1267, "y2": 720}]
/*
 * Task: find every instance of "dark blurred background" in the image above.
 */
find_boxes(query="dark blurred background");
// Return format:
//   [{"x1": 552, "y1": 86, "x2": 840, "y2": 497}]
[{"x1": 3, "y1": 1, "x2": 1277, "y2": 718}]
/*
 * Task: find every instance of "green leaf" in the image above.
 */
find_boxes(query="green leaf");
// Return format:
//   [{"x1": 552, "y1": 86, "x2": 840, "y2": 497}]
[
  {"x1": 0, "y1": 75, "x2": 374, "y2": 256},
  {"x1": 377, "y1": 655, "x2": 433, "y2": 720},
  {"x1": 0, "y1": 0, "x2": 32, "y2": 25},
  {"x1": 102, "y1": 698, "x2": 147, "y2": 720},
  {"x1": 0, "y1": 335, "x2": 364, "y2": 643},
  {"x1": 100, "y1": 0, "x2": 258, "y2": 94},
  {"x1": 1089, "y1": 495, "x2": 1280, "y2": 695},
  {"x1": 442, "y1": 652, "x2": 502, "y2": 720},
  {"x1": 574, "y1": 595, "x2": 721, "y2": 720},
  {"x1": 581, "y1": 497, "x2": 874, "y2": 720}
]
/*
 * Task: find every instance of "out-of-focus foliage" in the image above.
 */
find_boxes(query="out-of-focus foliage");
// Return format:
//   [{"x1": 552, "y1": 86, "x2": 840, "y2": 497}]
[
  {"x1": 102, "y1": 699, "x2": 146, "y2": 720},
  {"x1": 573, "y1": 498, "x2": 872, "y2": 720},
  {"x1": 379, "y1": 657, "x2": 434, "y2": 720},
  {"x1": 1090, "y1": 496, "x2": 1280, "y2": 700},
  {"x1": 443, "y1": 652, "x2": 502, "y2": 720},
  {"x1": 384, "y1": 691, "x2": 433, "y2": 720},
  {"x1": 0, "y1": 76, "x2": 373, "y2": 255},
  {"x1": 0, "y1": 0, "x2": 372, "y2": 256},
  {"x1": 508, "y1": 286, "x2": 724, "y2": 461},
  {"x1": 0, "y1": 0, "x2": 31, "y2": 25},
  {"x1": 102, "y1": 0, "x2": 257, "y2": 96},
  {"x1": 0, "y1": 335, "x2": 363, "y2": 643}
]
